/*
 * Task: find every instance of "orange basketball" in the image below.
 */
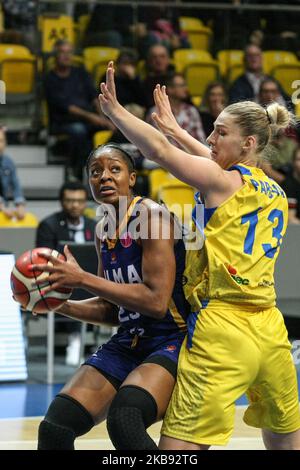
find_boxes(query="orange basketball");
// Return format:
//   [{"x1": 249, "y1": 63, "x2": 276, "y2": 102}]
[{"x1": 11, "y1": 247, "x2": 73, "y2": 313}]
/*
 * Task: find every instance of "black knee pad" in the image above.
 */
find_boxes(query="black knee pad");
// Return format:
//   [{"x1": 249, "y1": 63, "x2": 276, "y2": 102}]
[
  {"x1": 38, "y1": 393, "x2": 94, "y2": 450},
  {"x1": 106, "y1": 385, "x2": 158, "y2": 450}
]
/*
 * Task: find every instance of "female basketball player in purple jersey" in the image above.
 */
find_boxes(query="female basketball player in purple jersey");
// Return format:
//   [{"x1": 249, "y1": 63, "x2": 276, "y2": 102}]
[{"x1": 32, "y1": 142, "x2": 190, "y2": 450}]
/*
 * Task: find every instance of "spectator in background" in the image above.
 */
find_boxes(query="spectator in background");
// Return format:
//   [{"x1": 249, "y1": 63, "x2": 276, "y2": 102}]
[
  {"x1": 281, "y1": 146, "x2": 300, "y2": 225},
  {"x1": 229, "y1": 44, "x2": 291, "y2": 106},
  {"x1": 258, "y1": 78, "x2": 297, "y2": 183},
  {"x1": 44, "y1": 40, "x2": 115, "y2": 180},
  {"x1": 105, "y1": 50, "x2": 147, "y2": 144},
  {"x1": 142, "y1": 44, "x2": 175, "y2": 108},
  {"x1": 113, "y1": 50, "x2": 146, "y2": 109},
  {"x1": 36, "y1": 181, "x2": 96, "y2": 366},
  {"x1": 0, "y1": 126, "x2": 26, "y2": 220},
  {"x1": 259, "y1": 77, "x2": 290, "y2": 109},
  {"x1": 229, "y1": 45, "x2": 267, "y2": 104},
  {"x1": 146, "y1": 73, "x2": 206, "y2": 146},
  {"x1": 145, "y1": 18, "x2": 190, "y2": 55},
  {"x1": 199, "y1": 82, "x2": 227, "y2": 137}
]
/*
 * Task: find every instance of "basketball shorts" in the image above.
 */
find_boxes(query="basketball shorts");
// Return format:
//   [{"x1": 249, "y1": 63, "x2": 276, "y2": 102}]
[
  {"x1": 161, "y1": 302, "x2": 300, "y2": 446},
  {"x1": 84, "y1": 330, "x2": 186, "y2": 389}
]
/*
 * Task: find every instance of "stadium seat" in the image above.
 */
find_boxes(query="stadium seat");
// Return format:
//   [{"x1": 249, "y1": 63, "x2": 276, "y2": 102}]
[
  {"x1": 149, "y1": 168, "x2": 171, "y2": 201},
  {"x1": 77, "y1": 14, "x2": 91, "y2": 43},
  {"x1": 0, "y1": 7, "x2": 3, "y2": 33},
  {"x1": 217, "y1": 49, "x2": 244, "y2": 78},
  {"x1": 174, "y1": 49, "x2": 216, "y2": 73},
  {"x1": 227, "y1": 63, "x2": 245, "y2": 84},
  {"x1": 83, "y1": 47, "x2": 119, "y2": 84},
  {"x1": 186, "y1": 62, "x2": 219, "y2": 97},
  {"x1": 158, "y1": 182, "x2": 195, "y2": 222},
  {"x1": 40, "y1": 15, "x2": 75, "y2": 53},
  {"x1": 93, "y1": 130, "x2": 114, "y2": 147},
  {"x1": 149, "y1": 168, "x2": 185, "y2": 201},
  {"x1": 179, "y1": 17, "x2": 212, "y2": 50},
  {"x1": 271, "y1": 63, "x2": 300, "y2": 96},
  {"x1": 0, "y1": 212, "x2": 38, "y2": 228},
  {"x1": 263, "y1": 50, "x2": 298, "y2": 75},
  {"x1": 179, "y1": 17, "x2": 204, "y2": 30},
  {"x1": 0, "y1": 45, "x2": 36, "y2": 94},
  {"x1": 174, "y1": 49, "x2": 219, "y2": 97}
]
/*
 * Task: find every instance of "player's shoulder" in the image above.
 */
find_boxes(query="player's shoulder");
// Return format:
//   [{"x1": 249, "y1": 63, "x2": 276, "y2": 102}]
[{"x1": 138, "y1": 197, "x2": 171, "y2": 217}]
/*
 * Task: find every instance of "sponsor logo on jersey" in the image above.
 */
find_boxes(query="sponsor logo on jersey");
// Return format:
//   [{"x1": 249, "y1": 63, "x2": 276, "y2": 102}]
[
  {"x1": 226, "y1": 264, "x2": 249, "y2": 285},
  {"x1": 120, "y1": 231, "x2": 133, "y2": 248},
  {"x1": 111, "y1": 252, "x2": 117, "y2": 262},
  {"x1": 165, "y1": 344, "x2": 177, "y2": 352},
  {"x1": 258, "y1": 279, "x2": 274, "y2": 287}
]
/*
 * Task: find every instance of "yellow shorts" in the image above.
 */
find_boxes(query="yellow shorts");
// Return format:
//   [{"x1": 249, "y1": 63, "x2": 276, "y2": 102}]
[{"x1": 161, "y1": 302, "x2": 300, "y2": 446}]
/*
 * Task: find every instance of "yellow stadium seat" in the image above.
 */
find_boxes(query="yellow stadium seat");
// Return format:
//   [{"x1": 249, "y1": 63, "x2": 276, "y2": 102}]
[
  {"x1": 77, "y1": 14, "x2": 90, "y2": 42},
  {"x1": 191, "y1": 96, "x2": 202, "y2": 107},
  {"x1": 136, "y1": 59, "x2": 146, "y2": 80},
  {"x1": 179, "y1": 17, "x2": 204, "y2": 30},
  {"x1": 149, "y1": 168, "x2": 185, "y2": 201},
  {"x1": 227, "y1": 63, "x2": 245, "y2": 84},
  {"x1": 93, "y1": 130, "x2": 113, "y2": 147},
  {"x1": 185, "y1": 63, "x2": 219, "y2": 97},
  {"x1": 0, "y1": 212, "x2": 38, "y2": 228},
  {"x1": 41, "y1": 15, "x2": 75, "y2": 53},
  {"x1": 187, "y1": 27, "x2": 212, "y2": 51},
  {"x1": 0, "y1": 7, "x2": 4, "y2": 33},
  {"x1": 0, "y1": 45, "x2": 35, "y2": 94},
  {"x1": 174, "y1": 49, "x2": 219, "y2": 97},
  {"x1": 84, "y1": 207, "x2": 96, "y2": 219},
  {"x1": 263, "y1": 50, "x2": 298, "y2": 75},
  {"x1": 295, "y1": 101, "x2": 300, "y2": 118},
  {"x1": 149, "y1": 168, "x2": 171, "y2": 201},
  {"x1": 174, "y1": 49, "x2": 215, "y2": 73},
  {"x1": 158, "y1": 182, "x2": 195, "y2": 222},
  {"x1": 217, "y1": 49, "x2": 244, "y2": 78},
  {"x1": 179, "y1": 17, "x2": 211, "y2": 50},
  {"x1": 83, "y1": 47, "x2": 119, "y2": 83},
  {"x1": 0, "y1": 44, "x2": 33, "y2": 60},
  {"x1": 271, "y1": 63, "x2": 300, "y2": 96}
]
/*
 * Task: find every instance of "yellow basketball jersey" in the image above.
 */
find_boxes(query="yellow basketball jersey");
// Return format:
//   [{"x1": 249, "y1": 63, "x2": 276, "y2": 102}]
[{"x1": 184, "y1": 164, "x2": 288, "y2": 310}]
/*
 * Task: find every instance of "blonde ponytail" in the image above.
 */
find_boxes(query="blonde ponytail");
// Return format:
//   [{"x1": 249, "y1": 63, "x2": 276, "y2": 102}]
[{"x1": 266, "y1": 102, "x2": 294, "y2": 134}]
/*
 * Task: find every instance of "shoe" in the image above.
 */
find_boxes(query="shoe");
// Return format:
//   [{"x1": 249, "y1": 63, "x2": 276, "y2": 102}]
[{"x1": 65, "y1": 333, "x2": 81, "y2": 366}]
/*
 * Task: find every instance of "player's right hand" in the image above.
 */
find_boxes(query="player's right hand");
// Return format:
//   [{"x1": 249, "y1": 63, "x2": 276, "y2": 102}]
[{"x1": 99, "y1": 61, "x2": 121, "y2": 118}]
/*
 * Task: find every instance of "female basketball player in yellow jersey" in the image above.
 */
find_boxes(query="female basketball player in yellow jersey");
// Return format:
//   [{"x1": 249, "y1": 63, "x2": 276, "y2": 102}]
[{"x1": 98, "y1": 62, "x2": 300, "y2": 450}]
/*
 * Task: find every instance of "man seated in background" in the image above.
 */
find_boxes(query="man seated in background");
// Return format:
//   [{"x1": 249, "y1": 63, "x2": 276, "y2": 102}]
[
  {"x1": 142, "y1": 44, "x2": 175, "y2": 108},
  {"x1": 44, "y1": 39, "x2": 115, "y2": 180},
  {"x1": 0, "y1": 125, "x2": 26, "y2": 220},
  {"x1": 36, "y1": 181, "x2": 96, "y2": 365}
]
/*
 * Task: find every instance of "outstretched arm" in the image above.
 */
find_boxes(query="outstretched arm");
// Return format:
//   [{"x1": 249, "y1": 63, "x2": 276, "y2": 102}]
[
  {"x1": 99, "y1": 62, "x2": 226, "y2": 194},
  {"x1": 31, "y1": 205, "x2": 177, "y2": 320},
  {"x1": 152, "y1": 84, "x2": 211, "y2": 158}
]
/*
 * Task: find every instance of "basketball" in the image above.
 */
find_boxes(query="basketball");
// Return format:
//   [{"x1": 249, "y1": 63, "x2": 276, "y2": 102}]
[{"x1": 10, "y1": 247, "x2": 73, "y2": 313}]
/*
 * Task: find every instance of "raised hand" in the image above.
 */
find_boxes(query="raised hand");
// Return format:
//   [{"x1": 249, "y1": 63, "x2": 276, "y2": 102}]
[
  {"x1": 30, "y1": 245, "x2": 85, "y2": 293},
  {"x1": 99, "y1": 61, "x2": 121, "y2": 118},
  {"x1": 152, "y1": 85, "x2": 181, "y2": 138}
]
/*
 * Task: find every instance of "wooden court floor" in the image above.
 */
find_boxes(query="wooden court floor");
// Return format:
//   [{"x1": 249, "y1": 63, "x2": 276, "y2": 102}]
[{"x1": 0, "y1": 406, "x2": 264, "y2": 450}]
